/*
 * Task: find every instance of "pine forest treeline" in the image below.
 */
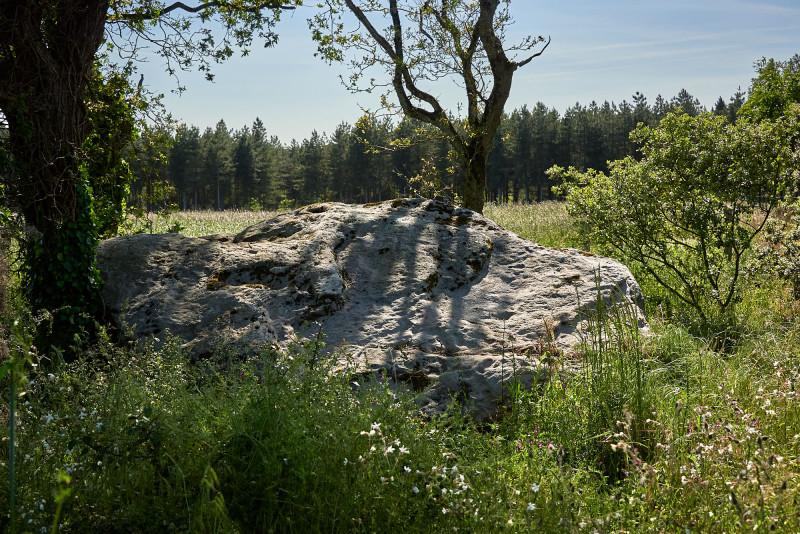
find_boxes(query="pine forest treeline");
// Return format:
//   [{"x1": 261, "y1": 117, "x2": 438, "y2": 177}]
[{"x1": 130, "y1": 88, "x2": 746, "y2": 211}]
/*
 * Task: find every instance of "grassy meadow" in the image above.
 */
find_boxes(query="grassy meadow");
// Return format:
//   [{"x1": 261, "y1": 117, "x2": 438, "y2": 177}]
[
  {"x1": 4, "y1": 201, "x2": 800, "y2": 532},
  {"x1": 140, "y1": 209, "x2": 281, "y2": 237}
]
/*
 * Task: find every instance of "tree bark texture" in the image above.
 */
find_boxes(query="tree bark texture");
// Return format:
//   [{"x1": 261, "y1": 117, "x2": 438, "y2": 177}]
[{"x1": 0, "y1": 0, "x2": 109, "y2": 317}]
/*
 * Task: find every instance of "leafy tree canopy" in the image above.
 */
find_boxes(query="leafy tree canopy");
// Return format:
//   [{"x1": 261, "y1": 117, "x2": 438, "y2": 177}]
[{"x1": 739, "y1": 54, "x2": 800, "y2": 122}]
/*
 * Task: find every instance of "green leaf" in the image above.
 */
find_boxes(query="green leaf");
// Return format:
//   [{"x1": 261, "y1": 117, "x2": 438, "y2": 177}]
[{"x1": 0, "y1": 361, "x2": 12, "y2": 379}]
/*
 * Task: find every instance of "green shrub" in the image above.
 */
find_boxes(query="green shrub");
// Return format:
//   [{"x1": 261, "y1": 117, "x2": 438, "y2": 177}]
[
  {"x1": 753, "y1": 202, "x2": 800, "y2": 300},
  {"x1": 551, "y1": 110, "x2": 797, "y2": 324}
]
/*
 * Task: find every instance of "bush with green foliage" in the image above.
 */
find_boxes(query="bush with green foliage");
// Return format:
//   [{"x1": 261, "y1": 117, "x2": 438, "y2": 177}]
[{"x1": 550, "y1": 110, "x2": 797, "y2": 324}]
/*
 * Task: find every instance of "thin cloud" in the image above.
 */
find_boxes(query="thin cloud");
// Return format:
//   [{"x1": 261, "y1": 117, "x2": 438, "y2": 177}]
[
  {"x1": 725, "y1": 0, "x2": 800, "y2": 17},
  {"x1": 557, "y1": 25, "x2": 800, "y2": 58}
]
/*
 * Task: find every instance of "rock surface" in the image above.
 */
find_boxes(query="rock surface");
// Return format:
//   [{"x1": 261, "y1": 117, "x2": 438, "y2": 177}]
[{"x1": 98, "y1": 198, "x2": 645, "y2": 420}]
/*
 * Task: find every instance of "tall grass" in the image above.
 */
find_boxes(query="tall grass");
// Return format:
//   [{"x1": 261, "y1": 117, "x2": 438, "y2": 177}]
[
  {"x1": 4, "y1": 202, "x2": 800, "y2": 532},
  {"x1": 139, "y1": 209, "x2": 280, "y2": 237},
  {"x1": 484, "y1": 201, "x2": 587, "y2": 249},
  {"x1": 153, "y1": 201, "x2": 574, "y2": 243}
]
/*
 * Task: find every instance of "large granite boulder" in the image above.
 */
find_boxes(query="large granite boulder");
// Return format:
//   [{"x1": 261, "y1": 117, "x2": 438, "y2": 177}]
[{"x1": 98, "y1": 199, "x2": 645, "y2": 420}]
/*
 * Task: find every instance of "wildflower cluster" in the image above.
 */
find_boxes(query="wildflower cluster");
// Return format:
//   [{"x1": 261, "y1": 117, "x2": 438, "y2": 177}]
[{"x1": 572, "y1": 390, "x2": 800, "y2": 533}]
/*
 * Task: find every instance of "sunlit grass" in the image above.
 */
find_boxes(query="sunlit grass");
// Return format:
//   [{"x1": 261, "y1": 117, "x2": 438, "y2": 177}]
[
  {"x1": 141, "y1": 209, "x2": 280, "y2": 237},
  {"x1": 145, "y1": 202, "x2": 581, "y2": 246},
  {"x1": 484, "y1": 201, "x2": 587, "y2": 249}
]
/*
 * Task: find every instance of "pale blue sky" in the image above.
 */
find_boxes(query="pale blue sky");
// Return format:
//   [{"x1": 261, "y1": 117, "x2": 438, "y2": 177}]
[{"x1": 135, "y1": 0, "x2": 800, "y2": 141}]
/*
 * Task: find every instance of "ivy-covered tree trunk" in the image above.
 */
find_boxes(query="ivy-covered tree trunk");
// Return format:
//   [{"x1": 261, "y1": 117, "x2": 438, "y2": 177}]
[
  {"x1": 2, "y1": 1, "x2": 293, "y2": 353},
  {"x1": 0, "y1": 0, "x2": 109, "y2": 345}
]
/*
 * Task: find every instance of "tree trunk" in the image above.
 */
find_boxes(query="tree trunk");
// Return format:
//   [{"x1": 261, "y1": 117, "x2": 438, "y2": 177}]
[
  {"x1": 0, "y1": 0, "x2": 109, "y2": 348},
  {"x1": 216, "y1": 171, "x2": 222, "y2": 210},
  {"x1": 463, "y1": 146, "x2": 488, "y2": 214}
]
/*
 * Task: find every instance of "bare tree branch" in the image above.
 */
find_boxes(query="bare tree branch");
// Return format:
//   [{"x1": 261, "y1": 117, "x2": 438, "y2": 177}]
[
  {"x1": 517, "y1": 36, "x2": 551, "y2": 68},
  {"x1": 314, "y1": 0, "x2": 550, "y2": 212},
  {"x1": 118, "y1": 0, "x2": 296, "y2": 21},
  {"x1": 343, "y1": 0, "x2": 451, "y2": 131}
]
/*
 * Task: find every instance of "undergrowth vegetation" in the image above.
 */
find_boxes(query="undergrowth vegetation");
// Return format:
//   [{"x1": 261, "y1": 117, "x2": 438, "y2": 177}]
[{"x1": 4, "y1": 203, "x2": 800, "y2": 532}]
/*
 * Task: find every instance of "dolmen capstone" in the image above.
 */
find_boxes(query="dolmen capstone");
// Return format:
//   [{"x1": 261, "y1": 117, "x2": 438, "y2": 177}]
[{"x1": 98, "y1": 198, "x2": 646, "y2": 421}]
